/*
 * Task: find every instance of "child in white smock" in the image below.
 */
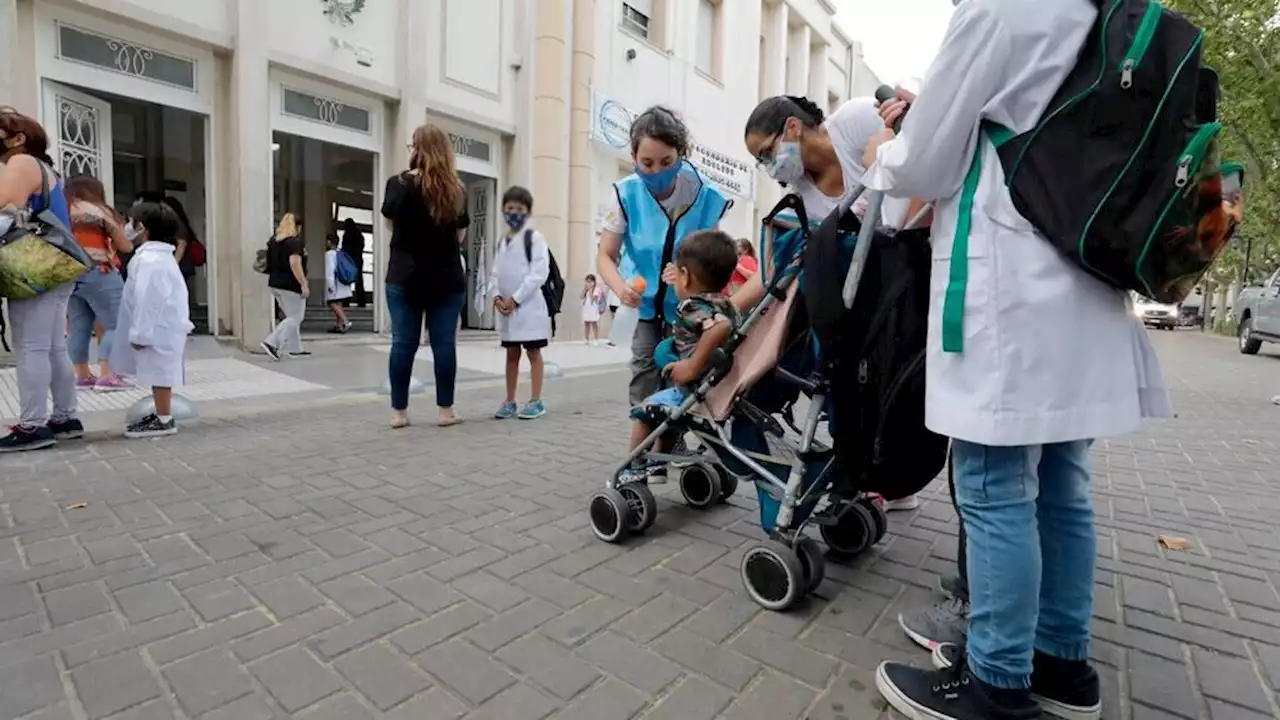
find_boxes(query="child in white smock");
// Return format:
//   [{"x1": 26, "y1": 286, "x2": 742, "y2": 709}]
[
  {"x1": 489, "y1": 186, "x2": 550, "y2": 420},
  {"x1": 111, "y1": 202, "x2": 193, "y2": 439}
]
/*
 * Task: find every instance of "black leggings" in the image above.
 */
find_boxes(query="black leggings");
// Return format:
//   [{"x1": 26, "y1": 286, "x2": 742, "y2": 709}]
[{"x1": 949, "y1": 449, "x2": 970, "y2": 602}]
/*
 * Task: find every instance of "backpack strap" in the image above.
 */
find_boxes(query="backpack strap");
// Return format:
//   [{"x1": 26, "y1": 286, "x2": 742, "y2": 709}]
[
  {"x1": 523, "y1": 229, "x2": 533, "y2": 263},
  {"x1": 941, "y1": 121, "x2": 1016, "y2": 354}
]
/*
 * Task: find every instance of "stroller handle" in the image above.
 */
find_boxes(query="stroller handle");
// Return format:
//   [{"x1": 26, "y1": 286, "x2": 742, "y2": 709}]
[{"x1": 841, "y1": 186, "x2": 881, "y2": 309}]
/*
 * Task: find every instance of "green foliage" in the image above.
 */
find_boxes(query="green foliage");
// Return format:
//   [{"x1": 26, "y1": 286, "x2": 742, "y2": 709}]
[{"x1": 1166, "y1": 0, "x2": 1280, "y2": 284}]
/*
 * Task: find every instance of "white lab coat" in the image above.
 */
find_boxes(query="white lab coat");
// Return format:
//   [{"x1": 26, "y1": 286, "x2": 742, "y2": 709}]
[
  {"x1": 324, "y1": 249, "x2": 353, "y2": 302},
  {"x1": 110, "y1": 241, "x2": 193, "y2": 388},
  {"x1": 864, "y1": 0, "x2": 1171, "y2": 447},
  {"x1": 488, "y1": 225, "x2": 551, "y2": 343}
]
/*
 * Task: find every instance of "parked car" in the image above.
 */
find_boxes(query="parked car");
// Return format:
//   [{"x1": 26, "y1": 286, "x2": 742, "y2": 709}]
[
  {"x1": 1235, "y1": 269, "x2": 1280, "y2": 354},
  {"x1": 1134, "y1": 296, "x2": 1179, "y2": 330}
]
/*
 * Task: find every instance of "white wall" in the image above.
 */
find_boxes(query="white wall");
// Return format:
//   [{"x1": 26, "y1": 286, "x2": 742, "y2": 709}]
[
  {"x1": 266, "y1": 0, "x2": 399, "y2": 90},
  {"x1": 422, "y1": 0, "x2": 521, "y2": 131},
  {"x1": 590, "y1": 0, "x2": 764, "y2": 240},
  {"x1": 87, "y1": 0, "x2": 232, "y2": 41}
]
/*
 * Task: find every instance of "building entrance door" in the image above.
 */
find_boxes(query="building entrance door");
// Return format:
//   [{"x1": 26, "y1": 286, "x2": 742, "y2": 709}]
[{"x1": 461, "y1": 172, "x2": 495, "y2": 330}]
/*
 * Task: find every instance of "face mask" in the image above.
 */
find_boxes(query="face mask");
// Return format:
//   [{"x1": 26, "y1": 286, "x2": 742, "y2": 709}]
[
  {"x1": 766, "y1": 141, "x2": 805, "y2": 185},
  {"x1": 636, "y1": 163, "x2": 680, "y2": 193},
  {"x1": 125, "y1": 221, "x2": 141, "y2": 242},
  {"x1": 504, "y1": 211, "x2": 527, "y2": 230}
]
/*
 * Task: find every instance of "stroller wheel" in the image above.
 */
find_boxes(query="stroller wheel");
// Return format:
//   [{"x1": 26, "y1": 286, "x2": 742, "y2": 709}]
[
  {"x1": 618, "y1": 482, "x2": 658, "y2": 534},
  {"x1": 858, "y1": 496, "x2": 890, "y2": 545},
  {"x1": 718, "y1": 472, "x2": 739, "y2": 503},
  {"x1": 820, "y1": 502, "x2": 876, "y2": 557},
  {"x1": 589, "y1": 488, "x2": 631, "y2": 543},
  {"x1": 795, "y1": 536, "x2": 826, "y2": 594},
  {"x1": 741, "y1": 540, "x2": 806, "y2": 611},
  {"x1": 679, "y1": 462, "x2": 723, "y2": 510}
]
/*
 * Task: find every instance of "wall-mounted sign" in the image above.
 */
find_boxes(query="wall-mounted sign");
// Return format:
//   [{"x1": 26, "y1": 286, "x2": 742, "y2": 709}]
[
  {"x1": 589, "y1": 90, "x2": 755, "y2": 199},
  {"x1": 321, "y1": 0, "x2": 367, "y2": 26},
  {"x1": 449, "y1": 132, "x2": 492, "y2": 164}
]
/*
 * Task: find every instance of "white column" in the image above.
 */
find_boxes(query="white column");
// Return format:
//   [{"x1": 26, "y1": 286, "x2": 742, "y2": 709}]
[
  {"x1": 786, "y1": 23, "x2": 810, "y2": 97},
  {"x1": 231, "y1": 0, "x2": 274, "y2": 349},
  {"x1": 565, "y1": 0, "x2": 596, "y2": 340},
  {"x1": 531, "y1": 0, "x2": 570, "y2": 259},
  {"x1": 760, "y1": 1, "x2": 788, "y2": 99},
  {"x1": 0, "y1": 0, "x2": 16, "y2": 108},
  {"x1": 809, "y1": 42, "x2": 829, "y2": 110}
]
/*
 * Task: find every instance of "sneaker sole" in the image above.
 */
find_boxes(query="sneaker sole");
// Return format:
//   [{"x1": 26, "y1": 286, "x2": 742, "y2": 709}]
[
  {"x1": 124, "y1": 428, "x2": 178, "y2": 439},
  {"x1": 1032, "y1": 696, "x2": 1101, "y2": 720},
  {"x1": 874, "y1": 662, "x2": 951, "y2": 720},
  {"x1": 93, "y1": 386, "x2": 132, "y2": 394},
  {"x1": 930, "y1": 648, "x2": 1101, "y2": 720},
  {"x1": 517, "y1": 411, "x2": 546, "y2": 420},
  {"x1": 52, "y1": 431, "x2": 84, "y2": 441},
  {"x1": 0, "y1": 438, "x2": 56, "y2": 453},
  {"x1": 898, "y1": 613, "x2": 946, "y2": 651}
]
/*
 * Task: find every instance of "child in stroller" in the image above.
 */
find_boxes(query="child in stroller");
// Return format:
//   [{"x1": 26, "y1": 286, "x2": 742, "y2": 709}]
[
  {"x1": 588, "y1": 191, "x2": 937, "y2": 611},
  {"x1": 619, "y1": 230, "x2": 741, "y2": 484}
]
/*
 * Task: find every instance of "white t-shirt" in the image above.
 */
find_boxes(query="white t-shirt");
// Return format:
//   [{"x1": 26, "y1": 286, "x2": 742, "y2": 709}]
[
  {"x1": 792, "y1": 98, "x2": 912, "y2": 231},
  {"x1": 600, "y1": 171, "x2": 703, "y2": 235}
]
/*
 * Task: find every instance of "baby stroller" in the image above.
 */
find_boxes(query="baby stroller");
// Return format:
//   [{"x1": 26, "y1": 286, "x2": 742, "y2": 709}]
[{"x1": 587, "y1": 189, "x2": 947, "y2": 611}]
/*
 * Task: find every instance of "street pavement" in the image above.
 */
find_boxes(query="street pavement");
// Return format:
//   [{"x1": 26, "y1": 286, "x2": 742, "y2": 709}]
[{"x1": 0, "y1": 330, "x2": 1277, "y2": 719}]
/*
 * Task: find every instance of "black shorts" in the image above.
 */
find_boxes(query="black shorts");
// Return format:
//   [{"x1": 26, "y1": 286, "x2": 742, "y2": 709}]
[{"x1": 501, "y1": 339, "x2": 548, "y2": 350}]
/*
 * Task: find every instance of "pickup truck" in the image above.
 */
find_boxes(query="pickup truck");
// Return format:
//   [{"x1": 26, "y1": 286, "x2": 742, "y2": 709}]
[{"x1": 1235, "y1": 268, "x2": 1280, "y2": 354}]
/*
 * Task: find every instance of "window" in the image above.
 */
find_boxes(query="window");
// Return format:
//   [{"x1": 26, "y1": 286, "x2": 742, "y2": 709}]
[
  {"x1": 621, "y1": 1, "x2": 651, "y2": 39},
  {"x1": 695, "y1": 0, "x2": 720, "y2": 78},
  {"x1": 57, "y1": 24, "x2": 197, "y2": 90},
  {"x1": 281, "y1": 89, "x2": 371, "y2": 133}
]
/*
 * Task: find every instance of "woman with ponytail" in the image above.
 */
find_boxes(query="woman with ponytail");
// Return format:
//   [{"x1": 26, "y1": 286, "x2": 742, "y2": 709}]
[
  {"x1": 380, "y1": 123, "x2": 470, "y2": 429},
  {"x1": 739, "y1": 95, "x2": 927, "y2": 512}
]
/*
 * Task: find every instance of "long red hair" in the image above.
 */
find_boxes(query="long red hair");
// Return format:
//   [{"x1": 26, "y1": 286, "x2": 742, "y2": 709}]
[{"x1": 408, "y1": 123, "x2": 465, "y2": 224}]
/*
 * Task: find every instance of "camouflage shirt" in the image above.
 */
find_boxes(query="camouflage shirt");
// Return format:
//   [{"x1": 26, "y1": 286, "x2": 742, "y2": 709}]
[{"x1": 672, "y1": 292, "x2": 739, "y2": 360}]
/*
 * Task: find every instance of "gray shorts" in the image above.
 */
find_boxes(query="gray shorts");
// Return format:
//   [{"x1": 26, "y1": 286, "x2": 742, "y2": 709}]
[{"x1": 628, "y1": 319, "x2": 671, "y2": 406}]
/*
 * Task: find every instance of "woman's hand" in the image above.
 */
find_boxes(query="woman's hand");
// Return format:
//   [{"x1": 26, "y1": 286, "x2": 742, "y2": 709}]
[
  {"x1": 878, "y1": 87, "x2": 916, "y2": 130},
  {"x1": 617, "y1": 287, "x2": 640, "y2": 308},
  {"x1": 862, "y1": 128, "x2": 895, "y2": 171},
  {"x1": 660, "y1": 263, "x2": 678, "y2": 286}
]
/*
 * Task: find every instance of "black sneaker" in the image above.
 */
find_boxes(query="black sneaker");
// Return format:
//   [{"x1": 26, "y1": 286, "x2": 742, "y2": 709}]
[
  {"x1": 1030, "y1": 651, "x2": 1101, "y2": 720},
  {"x1": 124, "y1": 414, "x2": 177, "y2": 439},
  {"x1": 260, "y1": 342, "x2": 281, "y2": 361},
  {"x1": 48, "y1": 418, "x2": 85, "y2": 441},
  {"x1": 0, "y1": 425, "x2": 57, "y2": 453},
  {"x1": 900, "y1": 595, "x2": 970, "y2": 651},
  {"x1": 876, "y1": 661, "x2": 1041, "y2": 720},
  {"x1": 932, "y1": 644, "x2": 1101, "y2": 720}
]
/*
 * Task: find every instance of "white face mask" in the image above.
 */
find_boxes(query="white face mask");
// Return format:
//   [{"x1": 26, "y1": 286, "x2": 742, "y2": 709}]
[
  {"x1": 766, "y1": 141, "x2": 805, "y2": 185},
  {"x1": 125, "y1": 221, "x2": 141, "y2": 242}
]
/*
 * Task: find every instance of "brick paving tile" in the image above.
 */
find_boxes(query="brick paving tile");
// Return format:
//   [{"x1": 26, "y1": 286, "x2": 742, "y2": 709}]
[{"x1": 1, "y1": 334, "x2": 1278, "y2": 718}]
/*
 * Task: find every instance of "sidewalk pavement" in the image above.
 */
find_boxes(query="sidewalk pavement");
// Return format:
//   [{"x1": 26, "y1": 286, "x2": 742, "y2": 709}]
[{"x1": 0, "y1": 331, "x2": 1277, "y2": 719}]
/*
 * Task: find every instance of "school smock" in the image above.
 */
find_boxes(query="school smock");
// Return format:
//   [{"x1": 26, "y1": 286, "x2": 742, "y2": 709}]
[
  {"x1": 110, "y1": 241, "x2": 194, "y2": 388},
  {"x1": 611, "y1": 161, "x2": 732, "y2": 323},
  {"x1": 488, "y1": 223, "x2": 551, "y2": 343},
  {"x1": 324, "y1": 249, "x2": 354, "y2": 302},
  {"x1": 862, "y1": 0, "x2": 1171, "y2": 448}
]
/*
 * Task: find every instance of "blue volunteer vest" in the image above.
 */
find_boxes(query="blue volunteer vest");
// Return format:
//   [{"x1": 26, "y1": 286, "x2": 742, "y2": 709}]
[{"x1": 615, "y1": 162, "x2": 731, "y2": 322}]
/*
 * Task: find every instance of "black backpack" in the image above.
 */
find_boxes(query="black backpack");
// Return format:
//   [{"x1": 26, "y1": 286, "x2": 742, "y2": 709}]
[
  {"x1": 524, "y1": 230, "x2": 566, "y2": 333},
  {"x1": 799, "y1": 195, "x2": 948, "y2": 500},
  {"x1": 986, "y1": 0, "x2": 1230, "y2": 307}
]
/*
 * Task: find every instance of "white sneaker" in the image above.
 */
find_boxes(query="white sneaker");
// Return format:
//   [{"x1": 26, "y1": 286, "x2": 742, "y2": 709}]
[{"x1": 882, "y1": 495, "x2": 921, "y2": 512}]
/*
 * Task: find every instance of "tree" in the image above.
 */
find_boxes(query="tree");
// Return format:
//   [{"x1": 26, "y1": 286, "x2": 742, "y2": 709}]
[{"x1": 1166, "y1": 0, "x2": 1280, "y2": 286}]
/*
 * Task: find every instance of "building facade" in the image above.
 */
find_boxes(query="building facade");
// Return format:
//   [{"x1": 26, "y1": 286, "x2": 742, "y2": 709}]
[{"x1": 0, "y1": 0, "x2": 874, "y2": 346}]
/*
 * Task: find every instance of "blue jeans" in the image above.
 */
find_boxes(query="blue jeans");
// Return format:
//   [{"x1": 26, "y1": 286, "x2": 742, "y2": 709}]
[
  {"x1": 67, "y1": 268, "x2": 123, "y2": 365},
  {"x1": 386, "y1": 285, "x2": 464, "y2": 411},
  {"x1": 954, "y1": 439, "x2": 1095, "y2": 690}
]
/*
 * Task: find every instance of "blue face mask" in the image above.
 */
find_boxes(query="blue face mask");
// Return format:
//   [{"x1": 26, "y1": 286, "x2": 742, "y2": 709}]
[
  {"x1": 636, "y1": 162, "x2": 681, "y2": 193},
  {"x1": 504, "y1": 211, "x2": 527, "y2": 230}
]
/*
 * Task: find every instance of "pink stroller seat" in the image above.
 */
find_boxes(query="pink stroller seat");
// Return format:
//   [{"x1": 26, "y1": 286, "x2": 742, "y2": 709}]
[{"x1": 703, "y1": 280, "x2": 802, "y2": 423}]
